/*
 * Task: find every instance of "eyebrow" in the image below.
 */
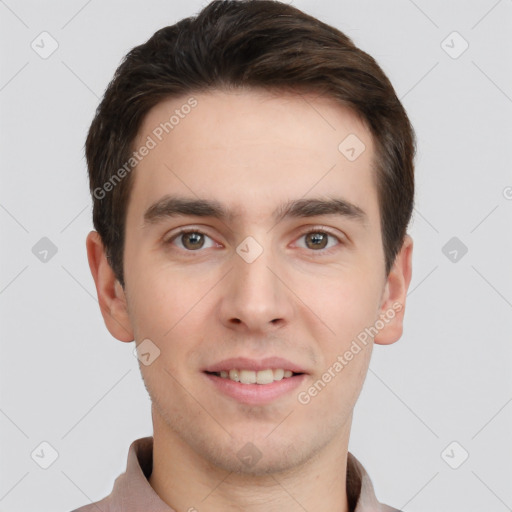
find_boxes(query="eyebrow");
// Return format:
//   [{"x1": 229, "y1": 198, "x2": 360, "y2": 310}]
[{"x1": 142, "y1": 194, "x2": 367, "y2": 228}]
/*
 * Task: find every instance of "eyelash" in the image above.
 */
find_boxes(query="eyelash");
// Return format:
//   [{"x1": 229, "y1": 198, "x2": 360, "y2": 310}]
[{"x1": 165, "y1": 226, "x2": 344, "y2": 255}]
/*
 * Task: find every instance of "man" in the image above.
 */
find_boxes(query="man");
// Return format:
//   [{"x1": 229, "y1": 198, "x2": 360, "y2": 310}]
[{"x1": 78, "y1": 0, "x2": 415, "y2": 510}]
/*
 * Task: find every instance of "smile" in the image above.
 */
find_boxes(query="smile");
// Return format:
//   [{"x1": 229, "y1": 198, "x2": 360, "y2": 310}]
[{"x1": 207, "y1": 368, "x2": 301, "y2": 385}]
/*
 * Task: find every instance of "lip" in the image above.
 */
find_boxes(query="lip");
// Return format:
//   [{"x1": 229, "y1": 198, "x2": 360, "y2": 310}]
[
  {"x1": 203, "y1": 356, "x2": 308, "y2": 374},
  {"x1": 204, "y1": 372, "x2": 307, "y2": 405}
]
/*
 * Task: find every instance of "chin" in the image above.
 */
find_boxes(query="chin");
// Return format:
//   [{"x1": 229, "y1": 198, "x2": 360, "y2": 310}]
[
  {"x1": 209, "y1": 442, "x2": 307, "y2": 476},
  {"x1": 197, "y1": 428, "x2": 326, "y2": 477}
]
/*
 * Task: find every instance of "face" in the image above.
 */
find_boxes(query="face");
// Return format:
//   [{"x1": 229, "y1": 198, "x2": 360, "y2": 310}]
[{"x1": 87, "y1": 88, "x2": 412, "y2": 475}]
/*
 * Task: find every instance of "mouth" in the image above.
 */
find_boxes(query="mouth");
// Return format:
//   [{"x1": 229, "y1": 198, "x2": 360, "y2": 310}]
[
  {"x1": 204, "y1": 368, "x2": 304, "y2": 385},
  {"x1": 202, "y1": 357, "x2": 308, "y2": 405}
]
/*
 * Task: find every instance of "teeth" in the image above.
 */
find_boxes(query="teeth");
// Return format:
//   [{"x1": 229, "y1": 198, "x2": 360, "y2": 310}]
[
  {"x1": 253, "y1": 369, "x2": 273, "y2": 385},
  {"x1": 216, "y1": 368, "x2": 298, "y2": 384},
  {"x1": 274, "y1": 368, "x2": 285, "y2": 380},
  {"x1": 240, "y1": 369, "x2": 257, "y2": 384}
]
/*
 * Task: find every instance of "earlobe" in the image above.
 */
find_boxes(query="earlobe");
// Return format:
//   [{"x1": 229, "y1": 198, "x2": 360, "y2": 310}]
[
  {"x1": 374, "y1": 235, "x2": 413, "y2": 346},
  {"x1": 86, "y1": 230, "x2": 134, "y2": 342}
]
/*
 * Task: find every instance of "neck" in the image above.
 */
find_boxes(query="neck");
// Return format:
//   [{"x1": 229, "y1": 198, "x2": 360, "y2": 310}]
[{"x1": 148, "y1": 409, "x2": 351, "y2": 512}]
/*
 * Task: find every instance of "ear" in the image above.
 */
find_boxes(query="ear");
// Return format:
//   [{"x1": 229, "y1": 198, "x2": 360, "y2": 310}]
[
  {"x1": 86, "y1": 230, "x2": 134, "y2": 342},
  {"x1": 374, "y1": 235, "x2": 413, "y2": 346}
]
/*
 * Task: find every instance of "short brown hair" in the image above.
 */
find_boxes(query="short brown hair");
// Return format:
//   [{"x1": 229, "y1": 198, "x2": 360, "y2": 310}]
[{"x1": 86, "y1": 0, "x2": 415, "y2": 288}]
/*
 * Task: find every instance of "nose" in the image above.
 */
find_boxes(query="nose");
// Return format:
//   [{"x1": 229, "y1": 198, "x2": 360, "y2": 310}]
[{"x1": 218, "y1": 239, "x2": 294, "y2": 333}]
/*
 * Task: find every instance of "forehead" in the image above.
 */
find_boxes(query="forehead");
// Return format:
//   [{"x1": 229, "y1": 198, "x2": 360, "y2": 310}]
[{"x1": 127, "y1": 88, "x2": 377, "y2": 227}]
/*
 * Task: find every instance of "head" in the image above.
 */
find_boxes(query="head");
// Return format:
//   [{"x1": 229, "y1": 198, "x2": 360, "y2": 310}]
[{"x1": 86, "y1": 0, "x2": 414, "y2": 475}]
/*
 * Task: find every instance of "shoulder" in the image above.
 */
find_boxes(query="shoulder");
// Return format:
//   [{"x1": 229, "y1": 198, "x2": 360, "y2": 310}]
[
  {"x1": 380, "y1": 504, "x2": 403, "y2": 512},
  {"x1": 65, "y1": 464, "x2": 120, "y2": 512},
  {"x1": 68, "y1": 495, "x2": 111, "y2": 512}
]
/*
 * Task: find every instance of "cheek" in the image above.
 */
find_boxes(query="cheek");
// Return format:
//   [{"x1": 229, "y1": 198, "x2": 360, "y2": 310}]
[
  {"x1": 297, "y1": 341, "x2": 373, "y2": 426},
  {"x1": 126, "y1": 264, "x2": 208, "y2": 337},
  {"x1": 302, "y1": 267, "x2": 383, "y2": 335},
  {"x1": 127, "y1": 268, "x2": 211, "y2": 374}
]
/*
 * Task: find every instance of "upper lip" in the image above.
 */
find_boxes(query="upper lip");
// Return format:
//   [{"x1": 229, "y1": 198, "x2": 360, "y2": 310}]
[{"x1": 203, "y1": 357, "x2": 308, "y2": 374}]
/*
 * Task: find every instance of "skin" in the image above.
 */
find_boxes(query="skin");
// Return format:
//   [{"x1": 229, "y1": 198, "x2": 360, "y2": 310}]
[{"x1": 86, "y1": 88, "x2": 413, "y2": 512}]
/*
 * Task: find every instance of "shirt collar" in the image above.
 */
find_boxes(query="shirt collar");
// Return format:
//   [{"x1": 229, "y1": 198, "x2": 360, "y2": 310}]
[{"x1": 97, "y1": 436, "x2": 399, "y2": 512}]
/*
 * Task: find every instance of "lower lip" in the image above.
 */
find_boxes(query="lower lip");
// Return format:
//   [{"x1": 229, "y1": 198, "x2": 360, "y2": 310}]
[{"x1": 204, "y1": 372, "x2": 307, "y2": 405}]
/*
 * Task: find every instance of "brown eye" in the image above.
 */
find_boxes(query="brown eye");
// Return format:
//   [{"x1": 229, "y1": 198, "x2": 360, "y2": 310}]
[
  {"x1": 305, "y1": 232, "x2": 329, "y2": 250},
  {"x1": 167, "y1": 230, "x2": 217, "y2": 251},
  {"x1": 296, "y1": 229, "x2": 342, "y2": 253},
  {"x1": 181, "y1": 232, "x2": 205, "y2": 250}
]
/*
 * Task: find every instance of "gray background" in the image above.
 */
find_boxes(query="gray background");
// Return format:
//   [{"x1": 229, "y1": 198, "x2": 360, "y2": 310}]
[{"x1": 1, "y1": 0, "x2": 511, "y2": 511}]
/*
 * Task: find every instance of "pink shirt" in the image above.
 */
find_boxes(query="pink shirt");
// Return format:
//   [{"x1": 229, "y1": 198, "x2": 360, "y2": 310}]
[{"x1": 71, "y1": 437, "x2": 401, "y2": 512}]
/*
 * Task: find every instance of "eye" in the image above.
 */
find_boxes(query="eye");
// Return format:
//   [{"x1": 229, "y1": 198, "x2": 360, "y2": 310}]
[
  {"x1": 165, "y1": 227, "x2": 343, "y2": 254},
  {"x1": 295, "y1": 228, "x2": 342, "y2": 253},
  {"x1": 166, "y1": 229, "x2": 219, "y2": 251}
]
